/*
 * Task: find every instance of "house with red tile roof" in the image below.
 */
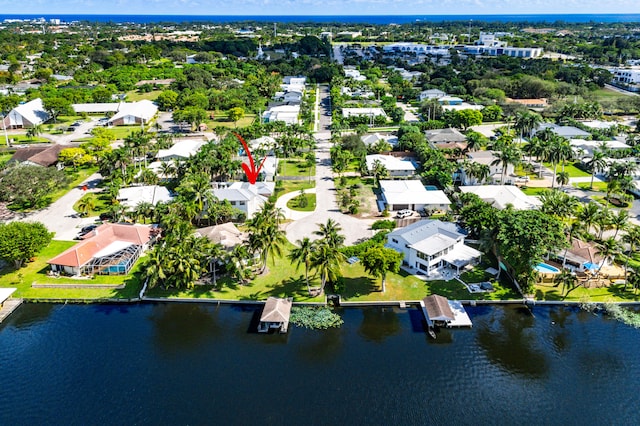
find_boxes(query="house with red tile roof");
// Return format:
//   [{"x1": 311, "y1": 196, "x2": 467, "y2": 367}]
[{"x1": 48, "y1": 223, "x2": 154, "y2": 276}]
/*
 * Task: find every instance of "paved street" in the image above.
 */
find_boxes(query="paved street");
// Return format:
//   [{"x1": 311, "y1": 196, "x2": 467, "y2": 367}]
[
  {"x1": 25, "y1": 173, "x2": 103, "y2": 241},
  {"x1": 280, "y1": 85, "x2": 377, "y2": 246}
]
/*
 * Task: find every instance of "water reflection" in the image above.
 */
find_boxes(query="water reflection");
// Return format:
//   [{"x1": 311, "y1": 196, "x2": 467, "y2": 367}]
[
  {"x1": 4, "y1": 302, "x2": 55, "y2": 329},
  {"x1": 357, "y1": 307, "x2": 401, "y2": 343},
  {"x1": 149, "y1": 303, "x2": 221, "y2": 354},
  {"x1": 476, "y1": 306, "x2": 549, "y2": 378},
  {"x1": 549, "y1": 307, "x2": 574, "y2": 354}
]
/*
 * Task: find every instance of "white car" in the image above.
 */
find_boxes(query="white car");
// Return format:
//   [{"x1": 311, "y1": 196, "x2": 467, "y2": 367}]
[{"x1": 397, "y1": 209, "x2": 413, "y2": 218}]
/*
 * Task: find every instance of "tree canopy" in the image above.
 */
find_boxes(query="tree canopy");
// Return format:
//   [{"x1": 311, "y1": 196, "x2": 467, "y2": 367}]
[{"x1": 0, "y1": 221, "x2": 52, "y2": 269}]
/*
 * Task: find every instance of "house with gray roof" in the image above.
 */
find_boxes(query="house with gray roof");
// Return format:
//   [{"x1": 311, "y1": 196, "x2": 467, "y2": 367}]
[
  {"x1": 425, "y1": 128, "x2": 468, "y2": 151},
  {"x1": 533, "y1": 123, "x2": 591, "y2": 139},
  {"x1": 213, "y1": 186, "x2": 267, "y2": 219},
  {"x1": 386, "y1": 219, "x2": 482, "y2": 276}
]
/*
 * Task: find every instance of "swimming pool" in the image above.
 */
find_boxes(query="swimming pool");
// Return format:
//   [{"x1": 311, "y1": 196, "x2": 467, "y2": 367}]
[
  {"x1": 425, "y1": 185, "x2": 438, "y2": 191},
  {"x1": 535, "y1": 263, "x2": 561, "y2": 274}
]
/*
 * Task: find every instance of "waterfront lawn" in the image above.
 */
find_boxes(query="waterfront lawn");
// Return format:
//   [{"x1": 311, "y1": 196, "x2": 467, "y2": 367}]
[
  {"x1": 534, "y1": 282, "x2": 640, "y2": 302},
  {"x1": 0, "y1": 240, "x2": 142, "y2": 300}
]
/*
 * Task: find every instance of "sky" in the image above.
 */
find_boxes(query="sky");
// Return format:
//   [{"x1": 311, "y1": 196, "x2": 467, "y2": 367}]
[{"x1": 1, "y1": 0, "x2": 640, "y2": 16}]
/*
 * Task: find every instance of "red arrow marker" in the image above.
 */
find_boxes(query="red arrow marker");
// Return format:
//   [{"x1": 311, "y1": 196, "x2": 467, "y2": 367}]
[{"x1": 235, "y1": 132, "x2": 268, "y2": 184}]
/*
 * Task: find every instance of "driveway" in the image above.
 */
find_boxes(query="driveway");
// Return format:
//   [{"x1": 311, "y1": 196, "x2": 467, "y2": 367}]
[{"x1": 24, "y1": 173, "x2": 104, "y2": 241}]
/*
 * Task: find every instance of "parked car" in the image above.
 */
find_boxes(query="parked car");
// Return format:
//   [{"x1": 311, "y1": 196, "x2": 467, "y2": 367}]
[{"x1": 397, "y1": 209, "x2": 413, "y2": 218}]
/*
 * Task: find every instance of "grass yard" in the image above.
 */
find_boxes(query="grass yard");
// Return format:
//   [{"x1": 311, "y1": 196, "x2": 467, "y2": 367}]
[
  {"x1": 542, "y1": 161, "x2": 591, "y2": 178},
  {"x1": 0, "y1": 240, "x2": 142, "y2": 300},
  {"x1": 573, "y1": 181, "x2": 608, "y2": 191},
  {"x1": 519, "y1": 186, "x2": 550, "y2": 196},
  {"x1": 205, "y1": 113, "x2": 255, "y2": 130},
  {"x1": 278, "y1": 159, "x2": 315, "y2": 178},
  {"x1": 126, "y1": 89, "x2": 162, "y2": 101},
  {"x1": 534, "y1": 281, "x2": 640, "y2": 302},
  {"x1": 8, "y1": 135, "x2": 50, "y2": 144},
  {"x1": 0, "y1": 151, "x2": 12, "y2": 167},
  {"x1": 73, "y1": 191, "x2": 112, "y2": 216},
  {"x1": 274, "y1": 180, "x2": 315, "y2": 198},
  {"x1": 287, "y1": 192, "x2": 316, "y2": 211},
  {"x1": 589, "y1": 88, "x2": 628, "y2": 101}
]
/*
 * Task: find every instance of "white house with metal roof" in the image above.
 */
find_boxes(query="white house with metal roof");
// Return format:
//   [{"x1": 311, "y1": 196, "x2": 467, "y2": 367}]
[
  {"x1": 108, "y1": 100, "x2": 158, "y2": 126},
  {"x1": 3, "y1": 98, "x2": 50, "y2": 129},
  {"x1": 379, "y1": 180, "x2": 450, "y2": 212},
  {"x1": 213, "y1": 186, "x2": 267, "y2": 219},
  {"x1": 157, "y1": 139, "x2": 207, "y2": 162},
  {"x1": 366, "y1": 154, "x2": 416, "y2": 177},
  {"x1": 117, "y1": 185, "x2": 174, "y2": 210},
  {"x1": 459, "y1": 185, "x2": 542, "y2": 210},
  {"x1": 386, "y1": 219, "x2": 482, "y2": 276}
]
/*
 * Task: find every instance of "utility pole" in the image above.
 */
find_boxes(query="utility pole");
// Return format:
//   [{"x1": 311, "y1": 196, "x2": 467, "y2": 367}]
[{"x1": 1, "y1": 113, "x2": 9, "y2": 147}]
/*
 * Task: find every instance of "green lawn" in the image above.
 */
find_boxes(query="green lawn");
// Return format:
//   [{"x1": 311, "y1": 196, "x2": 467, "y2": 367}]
[
  {"x1": 126, "y1": 89, "x2": 162, "y2": 101},
  {"x1": 286, "y1": 192, "x2": 316, "y2": 211},
  {"x1": 73, "y1": 191, "x2": 112, "y2": 216},
  {"x1": 573, "y1": 181, "x2": 608, "y2": 191},
  {"x1": 278, "y1": 159, "x2": 315, "y2": 178},
  {"x1": 542, "y1": 161, "x2": 591, "y2": 178},
  {"x1": 8, "y1": 135, "x2": 50, "y2": 144},
  {"x1": 520, "y1": 187, "x2": 550, "y2": 196},
  {"x1": 589, "y1": 88, "x2": 628, "y2": 101},
  {"x1": 0, "y1": 240, "x2": 142, "y2": 300},
  {"x1": 534, "y1": 282, "x2": 640, "y2": 302},
  {"x1": 0, "y1": 151, "x2": 12, "y2": 167},
  {"x1": 274, "y1": 180, "x2": 315, "y2": 198},
  {"x1": 205, "y1": 113, "x2": 255, "y2": 130}
]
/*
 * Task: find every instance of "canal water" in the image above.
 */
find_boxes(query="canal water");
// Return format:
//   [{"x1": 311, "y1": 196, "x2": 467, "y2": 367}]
[{"x1": 0, "y1": 303, "x2": 638, "y2": 425}]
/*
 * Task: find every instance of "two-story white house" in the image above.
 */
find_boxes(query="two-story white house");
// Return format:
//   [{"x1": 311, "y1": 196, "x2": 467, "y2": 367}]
[
  {"x1": 386, "y1": 220, "x2": 482, "y2": 276},
  {"x1": 212, "y1": 186, "x2": 267, "y2": 219},
  {"x1": 366, "y1": 154, "x2": 416, "y2": 178}
]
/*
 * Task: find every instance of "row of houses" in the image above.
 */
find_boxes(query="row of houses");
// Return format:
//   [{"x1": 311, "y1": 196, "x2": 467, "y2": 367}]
[
  {"x1": 2, "y1": 98, "x2": 158, "y2": 129},
  {"x1": 262, "y1": 76, "x2": 305, "y2": 125}
]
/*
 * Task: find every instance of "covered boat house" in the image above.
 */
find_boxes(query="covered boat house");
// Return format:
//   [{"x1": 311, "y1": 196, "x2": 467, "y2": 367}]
[{"x1": 258, "y1": 297, "x2": 292, "y2": 333}]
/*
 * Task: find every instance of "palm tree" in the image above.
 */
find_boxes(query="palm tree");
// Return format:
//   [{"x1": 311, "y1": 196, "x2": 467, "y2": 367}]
[
  {"x1": 539, "y1": 189, "x2": 578, "y2": 222},
  {"x1": 611, "y1": 209, "x2": 630, "y2": 239},
  {"x1": 595, "y1": 207, "x2": 614, "y2": 240},
  {"x1": 226, "y1": 244, "x2": 252, "y2": 285},
  {"x1": 546, "y1": 136, "x2": 572, "y2": 189},
  {"x1": 142, "y1": 245, "x2": 168, "y2": 289},
  {"x1": 314, "y1": 218, "x2": 346, "y2": 248},
  {"x1": 556, "y1": 171, "x2": 570, "y2": 188},
  {"x1": 514, "y1": 111, "x2": 542, "y2": 141},
  {"x1": 597, "y1": 237, "x2": 620, "y2": 276},
  {"x1": 586, "y1": 149, "x2": 607, "y2": 190},
  {"x1": 311, "y1": 241, "x2": 345, "y2": 293},
  {"x1": 289, "y1": 237, "x2": 315, "y2": 294},
  {"x1": 134, "y1": 201, "x2": 154, "y2": 224},
  {"x1": 76, "y1": 194, "x2": 97, "y2": 217},
  {"x1": 577, "y1": 202, "x2": 601, "y2": 234},
  {"x1": 491, "y1": 145, "x2": 521, "y2": 185},
  {"x1": 524, "y1": 136, "x2": 551, "y2": 178},
  {"x1": 554, "y1": 268, "x2": 578, "y2": 299}
]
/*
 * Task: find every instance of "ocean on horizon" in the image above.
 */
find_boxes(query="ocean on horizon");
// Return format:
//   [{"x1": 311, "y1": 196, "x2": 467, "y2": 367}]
[{"x1": 2, "y1": 14, "x2": 640, "y2": 25}]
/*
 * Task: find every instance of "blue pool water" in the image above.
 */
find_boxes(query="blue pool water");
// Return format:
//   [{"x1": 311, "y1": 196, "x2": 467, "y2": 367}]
[
  {"x1": 425, "y1": 185, "x2": 438, "y2": 191},
  {"x1": 535, "y1": 263, "x2": 561, "y2": 274}
]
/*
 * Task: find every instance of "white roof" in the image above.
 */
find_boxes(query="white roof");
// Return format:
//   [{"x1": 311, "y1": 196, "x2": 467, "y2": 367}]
[
  {"x1": 0, "y1": 288, "x2": 16, "y2": 304},
  {"x1": 361, "y1": 133, "x2": 398, "y2": 146},
  {"x1": 342, "y1": 108, "x2": 387, "y2": 118},
  {"x1": 412, "y1": 234, "x2": 458, "y2": 256},
  {"x1": 93, "y1": 240, "x2": 134, "y2": 259},
  {"x1": 460, "y1": 185, "x2": 542, "y2": 210},
  {"x1": 441, "y1": 103, "x2": 484, "y2": 111},
  {"x1": 535, "y1": 123, "x2": 591, "y2": 138},
  {"x1": 214, "y1": 187, "x2": 267, "y2": 203},
  {"x1": 580, "y1": 120, "x2": 619, "y2": 129},
  {"x1": 366, "y1": 154, "x2": 416, "y2": 172},
  {"x1": 570, "y1": 139, "x2": 630, "y2": 151},
  {"x1": 228, "y1": 181, "x2": 275, "y2": 196},
  {"x1": 387, "y1": 219, "x2": 464, "y2": 246},
  {"x1": 108, "y1": 100, "x2": 158, "y2": 123},
  {"x1": 11, "y1": 98, "x2": 49, "y2": 125},
  {"x1": 157, "y1": 139, "x2": 206, "y2": 160},
  {"x1": 72, "y1": 103, "x2": 120, "y2": 113},
  {"x1": 117, "y1": 185, "x2": 173, "y2": 209},
  {"x1": 380, "y1": 180, "x2": 450, "y2": 206}
]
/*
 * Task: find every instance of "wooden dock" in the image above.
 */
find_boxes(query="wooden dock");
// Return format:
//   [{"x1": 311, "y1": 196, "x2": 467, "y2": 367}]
[{"x1": 0, "y1": 298, "x2": 23, "y2": 323}]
